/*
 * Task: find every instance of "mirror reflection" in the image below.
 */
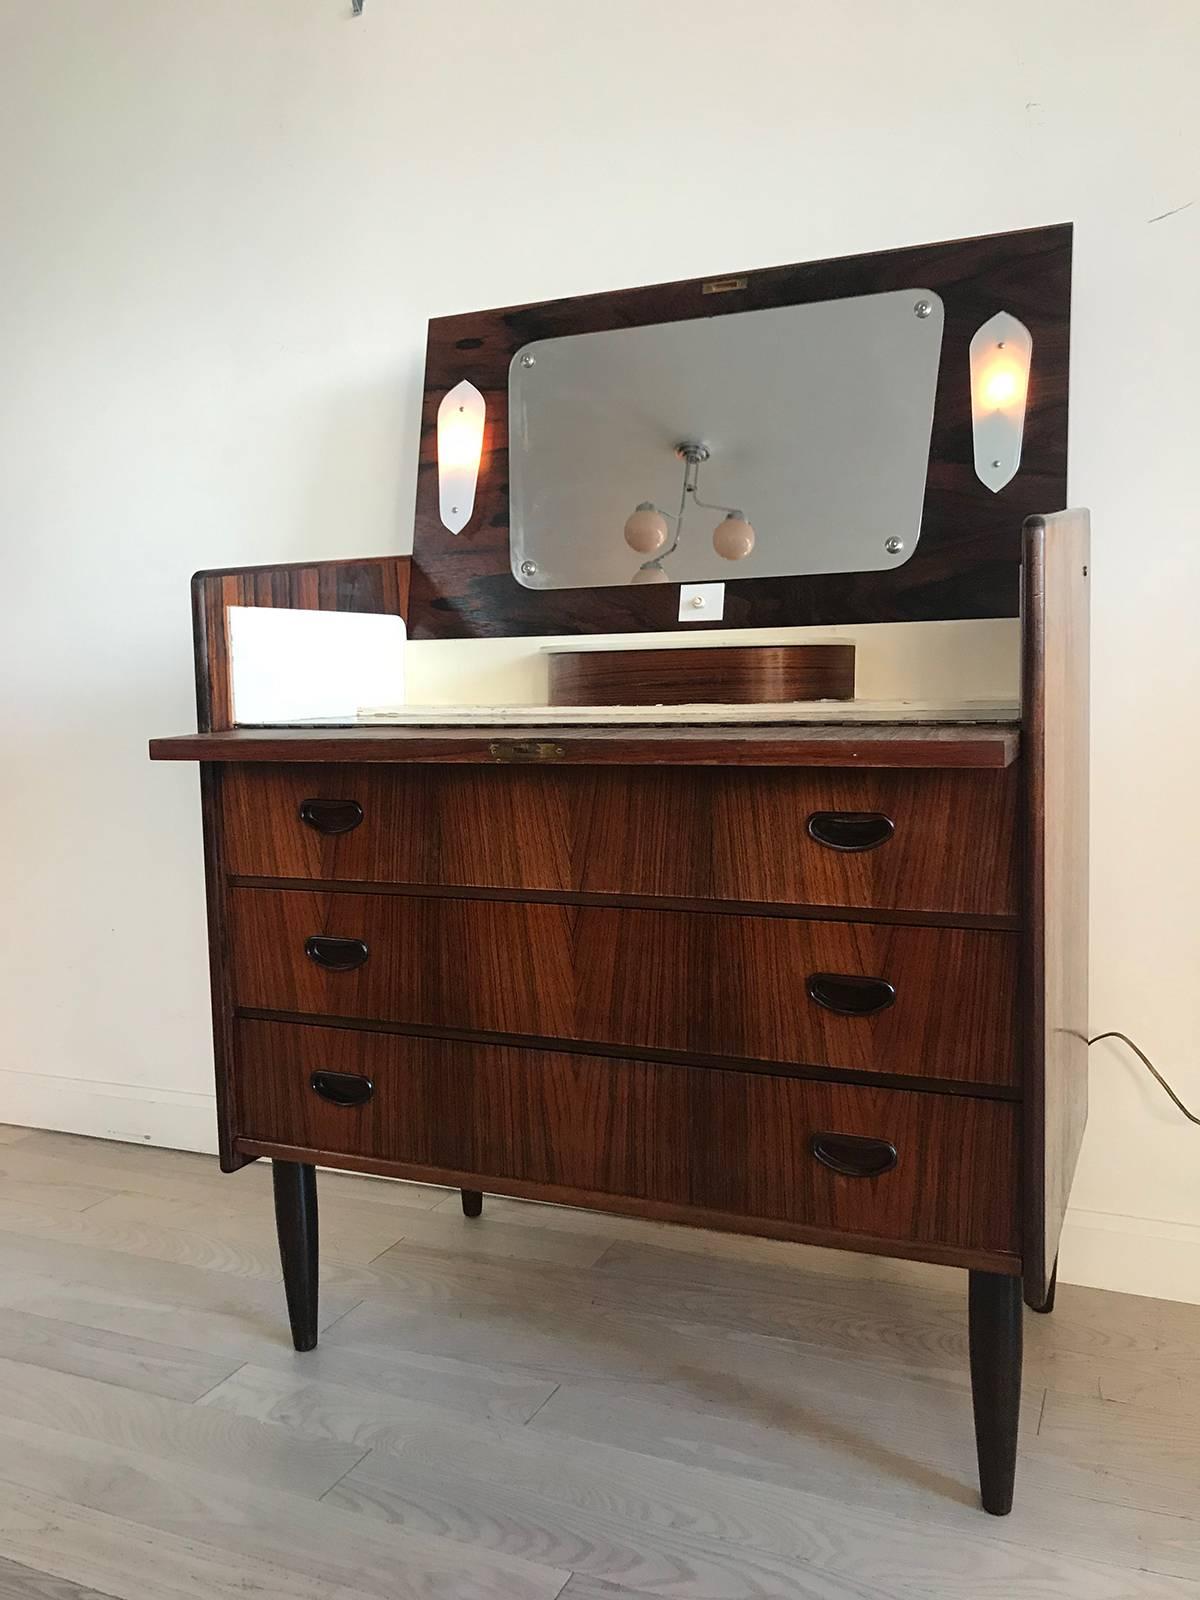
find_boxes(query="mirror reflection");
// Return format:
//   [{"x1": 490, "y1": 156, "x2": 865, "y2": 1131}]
[{"x1": 508, "y1": 288, "x2": 944, "y2": 591}]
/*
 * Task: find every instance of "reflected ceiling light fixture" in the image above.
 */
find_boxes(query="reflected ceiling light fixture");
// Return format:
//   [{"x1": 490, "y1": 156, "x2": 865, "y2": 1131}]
[
  {"x1": 969, "y1": 311, "x2": 1032, "y2": 493},
  {"x1": 623, "y1": 441, "x2": 755, "y2": 584},
  {"x1": 437, "y1": 379, "x2": 486, "y2": 534},
  {"x1": 630, "y1": 561, "x2": 670, "y2": 585}
]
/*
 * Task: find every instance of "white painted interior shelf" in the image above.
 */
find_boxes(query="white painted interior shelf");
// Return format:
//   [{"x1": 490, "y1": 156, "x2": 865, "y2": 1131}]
[{"x1": 345, "y1": 699, "x2": 1020, "y2": 728}]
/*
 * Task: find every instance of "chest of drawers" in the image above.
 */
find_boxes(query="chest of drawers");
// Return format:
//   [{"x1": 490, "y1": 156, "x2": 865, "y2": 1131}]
[{"x1": 150, "y1": 510, "x2": 1089, "y2": 1516}]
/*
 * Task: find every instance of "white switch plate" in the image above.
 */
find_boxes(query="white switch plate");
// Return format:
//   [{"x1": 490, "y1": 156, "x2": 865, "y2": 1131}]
[{"x1": 678, "y1": 582, "x2": 725, "y2": 622}]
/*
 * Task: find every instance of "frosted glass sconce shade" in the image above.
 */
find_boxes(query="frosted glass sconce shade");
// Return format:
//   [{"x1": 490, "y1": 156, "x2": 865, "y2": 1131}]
[
  {"x1": 437, "y1": 380, "x2": 486, "y2": 533},
  {"x1": 970, "y1": 312, "x2": 1032, "y2": 493},
  {"x1": 631, "y1": 562, "x2": 669, "y2": 584}
]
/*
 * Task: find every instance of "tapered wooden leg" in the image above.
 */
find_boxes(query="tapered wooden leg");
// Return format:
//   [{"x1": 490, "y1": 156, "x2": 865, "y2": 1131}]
[
  {"x1": 272, "y1": 1161, "x2": 318, "y2": 1351},
  {"x1": 968, "y1": 1270, "x2": 1022, "y2": 1515},
  {"x1": 461, "y1": 1188, "x2": 483, "y2": 1218},
  {"x1": 1026, "y1": 1255, "x2": 1058, "y2": 1314}
]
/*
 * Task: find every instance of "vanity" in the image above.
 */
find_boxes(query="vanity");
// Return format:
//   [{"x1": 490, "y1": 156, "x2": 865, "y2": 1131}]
[{"x1": 151, "y1": 223, "x2": 1088, "y2": 1516}]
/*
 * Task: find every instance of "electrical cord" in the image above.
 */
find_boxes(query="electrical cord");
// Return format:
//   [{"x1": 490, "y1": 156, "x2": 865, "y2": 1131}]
[{"x1": 1088, "y1": 1031, "x2": 1200, "y2": 1126}]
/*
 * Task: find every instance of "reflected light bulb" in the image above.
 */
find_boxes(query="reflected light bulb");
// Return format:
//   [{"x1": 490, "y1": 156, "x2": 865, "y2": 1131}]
[
  {"x1": 713, "y1": 514, "x2": 755, "y2": 561},
  {"x1": 631, "y1": 562, "x2": 669, "y2": 585},
  {"x1": 624, "y1": 503, "x2": 669, "y2": 555}
]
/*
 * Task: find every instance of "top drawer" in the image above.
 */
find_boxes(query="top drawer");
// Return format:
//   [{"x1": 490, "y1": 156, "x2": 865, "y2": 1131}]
[{"x1": 220, "y1": 762, "x2": 1018, "y2": 919}]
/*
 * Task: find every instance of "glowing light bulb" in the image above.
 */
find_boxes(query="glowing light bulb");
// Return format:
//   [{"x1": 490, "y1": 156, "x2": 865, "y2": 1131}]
[
  {"x1": 437, "y1": 380, "x2": 486, "y2": 533},
  {"x1": 980, "y1": 362, "x2": 1023, "y2": 411}
]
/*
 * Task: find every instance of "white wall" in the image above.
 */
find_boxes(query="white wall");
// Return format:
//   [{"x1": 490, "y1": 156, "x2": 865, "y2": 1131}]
[{"x1": 2, "y1": 0, "x2": 1197, "y2": 1299}]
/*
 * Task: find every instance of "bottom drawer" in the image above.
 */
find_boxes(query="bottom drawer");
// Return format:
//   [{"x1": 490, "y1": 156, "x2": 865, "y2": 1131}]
[{"x1": 235, "y1": 1020, "x2": 1018, "y2": 1258}]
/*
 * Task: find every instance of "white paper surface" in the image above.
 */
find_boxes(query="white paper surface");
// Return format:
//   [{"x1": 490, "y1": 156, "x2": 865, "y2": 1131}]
[{"x1": 228, "y1": 606, "x2": 406, "y2": 725}]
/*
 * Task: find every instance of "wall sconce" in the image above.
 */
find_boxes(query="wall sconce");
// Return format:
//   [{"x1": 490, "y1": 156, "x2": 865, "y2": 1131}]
[
  {"x1": 970, "y1": 312, "x2": 1032, "y2": 493},
  {"x1": 437, "y1": 380, "x2": 486, "y2": 534},
  {"x1": 623, "y1": 441, "x2": 755, "y2": 584}
]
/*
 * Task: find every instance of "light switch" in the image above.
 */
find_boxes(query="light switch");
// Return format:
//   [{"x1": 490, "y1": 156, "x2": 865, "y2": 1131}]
[{"x1": 678, "y1": 582, "x2": 725, "y2": 622}]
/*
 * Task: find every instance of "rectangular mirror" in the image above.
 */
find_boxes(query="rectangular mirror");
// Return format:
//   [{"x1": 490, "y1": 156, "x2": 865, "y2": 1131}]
[{"x1": 508, "y1": 288, "x2": 944, "y2": 591}]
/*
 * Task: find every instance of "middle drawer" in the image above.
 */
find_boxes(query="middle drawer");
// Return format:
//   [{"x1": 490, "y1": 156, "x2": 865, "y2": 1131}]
[{"x1": 229, "y1": 888, "x2": 1019, "y2": 1087}]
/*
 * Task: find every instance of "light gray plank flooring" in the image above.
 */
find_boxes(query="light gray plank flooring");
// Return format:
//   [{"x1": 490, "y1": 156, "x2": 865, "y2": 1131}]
[
  {"x1": 0, "y1": 1126, "x2": 1197, "y2": 1599},
  {"x1": 0, "y1": 1553, "x2": 118, "y2": 1600}
]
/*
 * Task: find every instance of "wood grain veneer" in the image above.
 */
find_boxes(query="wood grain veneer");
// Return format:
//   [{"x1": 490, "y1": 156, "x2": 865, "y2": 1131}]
[
  {"x1": 229, "y1": 889, "x2": 1019, "y2": 1087},
  {"x1": 235, "y1": 1020, "x2": 1020, "y2": 1258},
  {"x1": 148, "y1": 453, "x2": 1092, "y2": 1525},
  {"x1": 198, "y1": 764, "x2": 246, "y2": 1172},
  {"x1": 219, "y1": 763, "x2": 1019, "y2": 919},
  {"x1": 1021, "y1": 509, "x2": 1090, "y2": 1304},
  {"x1": 407, "y1": 224, "x2": 1070, "y2": 638},
  {"x1": 546, "y1": 644, "x2": 856, "y2": 706},
  {"x1": 151, "y1": 723, "x2": 1020, "y2": 769},
  {"x1": 189, "y1": 553, "x2": 409, "y2": 1168},
  {"x1": 192, "y1": 555, "x2": 411, "y2": 734}
]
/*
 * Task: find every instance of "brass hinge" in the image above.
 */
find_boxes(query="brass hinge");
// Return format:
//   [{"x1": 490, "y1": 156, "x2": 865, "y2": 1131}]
[{"x1": 488, "y1": 740, "x2": 567, "y2": 764}]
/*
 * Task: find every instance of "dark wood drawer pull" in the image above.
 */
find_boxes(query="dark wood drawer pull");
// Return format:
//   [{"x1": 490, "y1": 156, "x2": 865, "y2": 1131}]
[
  {"x1": 806, "y1": 811, "x2": 894, "y2": 852},
  {"x1": 310, "y1": 1070, "x2": 374, "y2": 1107},
  {"x1": 807, "y1": 972, "x2": 896, "y2": 1016},
  {"x1": 298, "y1": 798, "x2": 364, "y2": 835},
  {"x1": 304, "y1": 935, "x2": 369, "y2": 972},
  {"x1": 810, "y1": 1131, "x2": 898, "y2": 1178}
]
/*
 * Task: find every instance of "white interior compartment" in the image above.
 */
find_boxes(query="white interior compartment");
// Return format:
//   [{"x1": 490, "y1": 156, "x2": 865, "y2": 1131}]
[{"x1": 228, "y1": 606, "x2": 406, "y2": 725}]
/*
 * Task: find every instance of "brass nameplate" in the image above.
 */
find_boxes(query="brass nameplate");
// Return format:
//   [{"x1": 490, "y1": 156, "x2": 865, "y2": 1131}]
[
  {"x1": 702, "y1": 276, "x2": 748, "y2": 294},
  {"x1": 489, "y1": 740, "x2": 567, "y2": 763}
]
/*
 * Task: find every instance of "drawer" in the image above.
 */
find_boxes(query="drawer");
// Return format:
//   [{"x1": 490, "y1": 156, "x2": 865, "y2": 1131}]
[
  {"x1": 229, "y1": 888, "x2": 1019, "y2": 1087},
  {"x1": 220, "y1": 763, "x2": 1018, "y2": 918},
  {"x1": 234, "y1": 1019, "x2": 1019, "y2": 1257}
]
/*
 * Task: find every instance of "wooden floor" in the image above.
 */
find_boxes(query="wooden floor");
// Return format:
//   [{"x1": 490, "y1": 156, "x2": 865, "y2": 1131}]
[{"x1": 0, "y1": 1125, "x2": 1196, "y2": 1599}]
